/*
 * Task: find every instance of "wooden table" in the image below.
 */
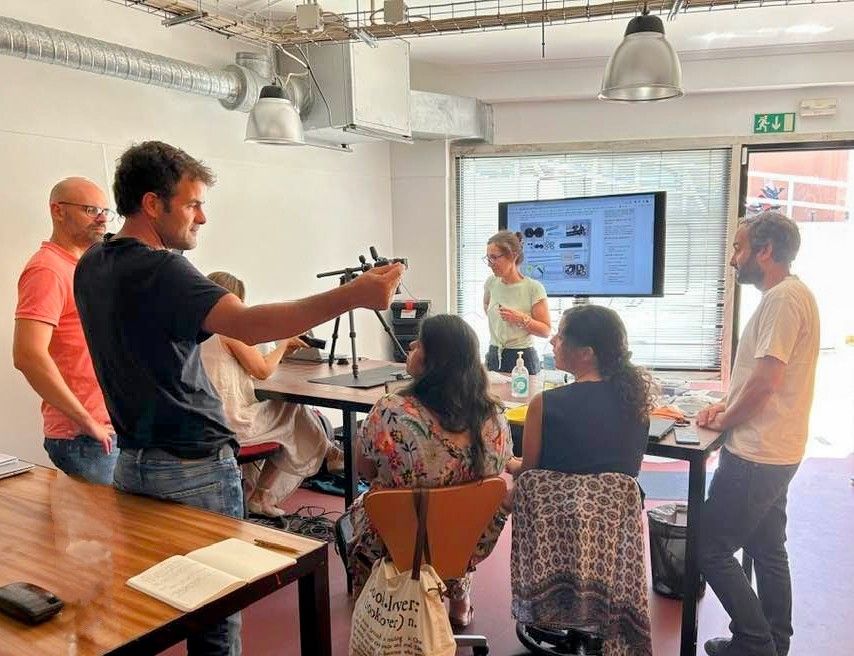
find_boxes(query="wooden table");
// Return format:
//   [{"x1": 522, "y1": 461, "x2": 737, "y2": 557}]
[
  {"x1": 0, "y1": 467, "x2": 331, "y2": 656},
  {"x1": 257, "y1": 358, "x2": 726, "y2": 656},
  {"x1": 256, "y1": 359, "x2": 402, "y2": 509}
]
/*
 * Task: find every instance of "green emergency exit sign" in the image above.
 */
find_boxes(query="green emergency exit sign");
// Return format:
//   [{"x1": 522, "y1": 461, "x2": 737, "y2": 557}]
[{"x1": 753, "y1": 113, "x2": 796, "y2": 134}]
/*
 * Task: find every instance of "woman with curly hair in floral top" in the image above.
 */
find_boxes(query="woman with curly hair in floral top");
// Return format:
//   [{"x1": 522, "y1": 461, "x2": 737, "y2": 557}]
[{"x1": 347, "y1": 313, "x2": 513, "y2": 628}]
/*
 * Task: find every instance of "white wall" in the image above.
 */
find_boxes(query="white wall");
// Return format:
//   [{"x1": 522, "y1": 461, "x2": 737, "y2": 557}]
[
  {"x1": 0, "y1": 0, "x2": 394, "y2": 465},
  {"x1": 490, "y1": 86, "x2": 854, "y2": 145},
  {"x1": 390, "y1": 141, "x2": 451, "y2": 312}
]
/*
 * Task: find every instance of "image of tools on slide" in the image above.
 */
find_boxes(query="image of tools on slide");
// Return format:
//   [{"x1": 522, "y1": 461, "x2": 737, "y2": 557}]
[{"x1": 520, "y1": 220, "x2": 591, "y2": 282}]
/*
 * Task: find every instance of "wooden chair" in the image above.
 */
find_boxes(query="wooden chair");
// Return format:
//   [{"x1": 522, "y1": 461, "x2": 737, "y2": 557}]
[{"x1": 363, "y1": 476, "x2": 507, "y2": 656}]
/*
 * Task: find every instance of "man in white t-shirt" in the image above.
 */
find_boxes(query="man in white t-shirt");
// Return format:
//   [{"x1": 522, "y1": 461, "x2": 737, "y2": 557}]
[{"x1": 697, "y1": 211, "x2": 819, "y2": 656}]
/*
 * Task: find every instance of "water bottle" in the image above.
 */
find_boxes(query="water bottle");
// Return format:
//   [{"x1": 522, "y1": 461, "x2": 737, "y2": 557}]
[{"x1": 511, "y1": 351, "x2": 530, "y2": 399}]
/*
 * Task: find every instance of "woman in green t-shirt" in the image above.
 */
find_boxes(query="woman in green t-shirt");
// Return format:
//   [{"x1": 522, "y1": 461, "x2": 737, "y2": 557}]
[{"x1": 482, "y1": 230, "x2": 551, "y2": 373}]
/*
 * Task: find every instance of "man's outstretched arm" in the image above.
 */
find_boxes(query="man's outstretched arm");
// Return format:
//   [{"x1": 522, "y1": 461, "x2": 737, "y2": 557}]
[{"x1": 202, "y1": 263, "x2": 404, "y2": 345}]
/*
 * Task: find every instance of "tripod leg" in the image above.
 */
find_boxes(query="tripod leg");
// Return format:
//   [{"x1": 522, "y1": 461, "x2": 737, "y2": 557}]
[
  {"x1": 374, "y1": 310, "x2": 408, "y2": 361},
  {"x1": 328, "y1": 315, "x2": 341, "y2": 367},
  {"x1": 348, "y1": 309, "x2": 359, "y2": 378}
]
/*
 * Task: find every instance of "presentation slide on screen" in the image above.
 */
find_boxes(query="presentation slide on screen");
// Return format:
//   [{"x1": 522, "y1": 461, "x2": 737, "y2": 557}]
[{"x1": 504, "y1": 193, "x2": 657, "y2": 296}]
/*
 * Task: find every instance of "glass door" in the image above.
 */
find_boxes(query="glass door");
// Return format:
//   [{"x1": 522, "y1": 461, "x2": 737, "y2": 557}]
[{"x1": 737, "y1": 143, "x2": 854, "y2": 459}]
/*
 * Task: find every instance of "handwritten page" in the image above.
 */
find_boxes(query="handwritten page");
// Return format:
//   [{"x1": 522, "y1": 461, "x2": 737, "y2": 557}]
[{"x1": 127, "y1": 555, "x2": 244, "y2": 612}]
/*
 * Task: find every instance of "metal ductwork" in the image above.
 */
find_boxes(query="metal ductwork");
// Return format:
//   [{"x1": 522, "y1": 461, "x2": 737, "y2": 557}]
[
  {"x1": 411, "y1": 91, "x2": 493, "y2": 142},
  {"x1": 0, "y1": 15, "x2": 493, "y2": 143},
  {"x1": 0, "y1": 16, "x2": 265, "y2": 112}
]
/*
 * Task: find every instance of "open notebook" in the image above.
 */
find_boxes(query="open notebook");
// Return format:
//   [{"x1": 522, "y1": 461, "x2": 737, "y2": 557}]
[{"x1": 127, "y1": 538, "x2": 296, "y2": 612}]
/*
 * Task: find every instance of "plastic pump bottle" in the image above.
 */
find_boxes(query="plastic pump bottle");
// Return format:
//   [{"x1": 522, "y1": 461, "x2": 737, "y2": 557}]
[{"x1": 511, "y1": 351, "x2": 530, "y2": 399}]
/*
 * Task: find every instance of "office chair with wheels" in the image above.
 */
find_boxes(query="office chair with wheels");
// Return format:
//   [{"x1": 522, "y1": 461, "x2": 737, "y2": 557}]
[
  {"x1": 512, "y1": 470, "x2": 652, "y2": 656},
  {"x1": 363, "y1": 476, "x2": 507, "y2": 656}
]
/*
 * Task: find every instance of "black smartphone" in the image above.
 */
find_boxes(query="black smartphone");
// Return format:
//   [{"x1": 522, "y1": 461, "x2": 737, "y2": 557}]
[
  {"x1": 0, "y1": 582, "x2": 64, "y2": 625},
  {"x1": 299, "y1": 335, "x2": 327, "y2": 350},
  {"x1": 675, "y1": 430, "x2": 701, "y2": 446}
]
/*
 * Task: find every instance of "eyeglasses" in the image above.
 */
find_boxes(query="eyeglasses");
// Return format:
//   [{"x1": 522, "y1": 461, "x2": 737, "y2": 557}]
[
  {"x1": 56, "y1": 202, "x2": 119, "y2": 223},
  {"x1": 482, "y1": 253, "x2": 506, "y2": 265}
]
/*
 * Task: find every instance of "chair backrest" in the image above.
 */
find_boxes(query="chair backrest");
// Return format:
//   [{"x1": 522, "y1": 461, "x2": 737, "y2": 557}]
[{"x1": 364, "y1": 477, "x2": 506, "y2": 580}]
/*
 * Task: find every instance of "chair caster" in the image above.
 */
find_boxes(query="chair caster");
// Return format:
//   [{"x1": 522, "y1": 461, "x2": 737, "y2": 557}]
[{"x1": 516, "y1": 622, "x2": 603, "y2": 655}]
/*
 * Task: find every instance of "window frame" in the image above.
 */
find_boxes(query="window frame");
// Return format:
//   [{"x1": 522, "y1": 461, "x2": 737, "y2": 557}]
[{"x1": 450, "y1": 137, "x2": 745, "y2": 377}]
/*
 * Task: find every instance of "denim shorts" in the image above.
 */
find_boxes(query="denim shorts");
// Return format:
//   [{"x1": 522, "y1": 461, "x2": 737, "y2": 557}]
[{"x1": 43, "y1": 434, "x2": 118, "y2": 485}]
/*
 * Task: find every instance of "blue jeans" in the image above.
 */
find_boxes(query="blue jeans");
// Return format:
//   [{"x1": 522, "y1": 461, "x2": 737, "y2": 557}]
[
  {"x1": 114, "y1": 445, "x2": 244, "y2": 656},
  {"x1": 699, "y1": 447, "x2": 799, "y2": 656},
  {"x1": 44, "y1": 434, "x2": 118, "y2": 485}
]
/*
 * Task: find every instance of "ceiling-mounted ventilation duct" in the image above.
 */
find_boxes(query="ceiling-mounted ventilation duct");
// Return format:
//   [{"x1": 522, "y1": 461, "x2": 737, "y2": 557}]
[
  {"x1": 0, "y1": 16, "x2": 264, "y2": 111},
  {"x1": 0, "y1": 14, "x2": 493, "y2": 145},
  {"x1": 278, "y1": 40, "x2": 413, "y2": 146}
]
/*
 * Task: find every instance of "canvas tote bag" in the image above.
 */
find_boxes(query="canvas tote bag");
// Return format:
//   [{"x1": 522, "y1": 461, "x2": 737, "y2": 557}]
[{"x1": 349, "y1": 489, "x2": 456, "y2": 656}]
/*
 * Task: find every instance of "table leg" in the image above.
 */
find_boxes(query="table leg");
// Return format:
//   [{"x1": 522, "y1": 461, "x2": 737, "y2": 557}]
[
  {"x1": 299, "y1": 550, "x2": 331, "y2": 656},
  {"x1": 342, "y1": 410, "x2": 359, "y2": 509},
  {"x1": 680, "y1": 456, "x2": 707, "y2": 656}
]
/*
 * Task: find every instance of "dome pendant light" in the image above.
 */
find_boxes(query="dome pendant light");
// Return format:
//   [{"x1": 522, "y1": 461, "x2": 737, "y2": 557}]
[
  {"x1": 245, "y1": 84, "x2": 305, "y2": 145},
  {"x1": 599, "y1": 7, "x2": 683, "y2": 102}
]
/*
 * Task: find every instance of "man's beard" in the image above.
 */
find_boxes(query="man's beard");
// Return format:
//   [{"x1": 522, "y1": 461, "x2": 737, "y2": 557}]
[{"x1": 735, "y1": 255, "x2": 762, "y2": 286}]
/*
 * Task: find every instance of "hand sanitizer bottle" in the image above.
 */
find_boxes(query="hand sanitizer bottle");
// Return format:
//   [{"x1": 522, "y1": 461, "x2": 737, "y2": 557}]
[{"x1": 511, "y1": 351, "x2": 530, "y2": 399}]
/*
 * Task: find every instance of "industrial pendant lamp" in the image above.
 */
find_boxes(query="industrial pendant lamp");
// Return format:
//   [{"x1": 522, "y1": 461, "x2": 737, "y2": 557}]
[
  {"x1": 245, "y1": 84, "x2": 305, "y2": 145},
  {"x1": 599, "y1": 7, "x2": 683, "y2": 102}
]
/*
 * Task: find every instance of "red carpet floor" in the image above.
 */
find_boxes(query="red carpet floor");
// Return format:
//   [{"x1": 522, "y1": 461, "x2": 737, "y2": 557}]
[{"x1": 162, "y1": 455, "x2": 854, "y2": 655}]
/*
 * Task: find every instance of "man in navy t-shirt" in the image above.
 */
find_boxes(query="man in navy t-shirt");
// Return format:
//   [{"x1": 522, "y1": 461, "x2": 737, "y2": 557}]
[{"x1": 75, "y1": 141, "x2": 403, "y2": 656}]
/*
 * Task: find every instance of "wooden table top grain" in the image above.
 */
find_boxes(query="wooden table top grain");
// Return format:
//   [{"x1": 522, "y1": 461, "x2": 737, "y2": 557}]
[{"x1": 0, "y1": 466, "x2": 324, "y2": 656}]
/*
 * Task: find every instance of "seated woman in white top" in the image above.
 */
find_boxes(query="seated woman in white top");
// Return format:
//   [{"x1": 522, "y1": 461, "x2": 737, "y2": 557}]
[{"x1": 200, "y1": 271, "x2": 343, "y2": 518}]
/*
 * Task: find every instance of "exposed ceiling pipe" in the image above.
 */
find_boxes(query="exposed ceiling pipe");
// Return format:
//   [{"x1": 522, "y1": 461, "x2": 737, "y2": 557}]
[
  {"x1": 0, "y1": 15, "x2": 493, "y2": 143},
  {"x1": 0, "y1": 16, "x2": 267, "y2": 112}
]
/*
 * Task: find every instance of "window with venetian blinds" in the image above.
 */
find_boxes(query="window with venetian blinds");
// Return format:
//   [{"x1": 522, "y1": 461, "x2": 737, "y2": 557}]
[{"x1": 455, "y1": 149, "x2": 731, "y2": 371}]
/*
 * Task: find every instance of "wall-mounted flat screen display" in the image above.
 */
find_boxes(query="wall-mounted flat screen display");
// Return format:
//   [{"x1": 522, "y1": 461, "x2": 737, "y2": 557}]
[{"x1": 498, "y1": 191, "x2": 666, "y2": 297}]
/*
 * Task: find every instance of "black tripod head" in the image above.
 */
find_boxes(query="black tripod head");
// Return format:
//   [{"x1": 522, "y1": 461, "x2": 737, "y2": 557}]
[
  {"x1": 369, "y1": 246, "x2": 408, "y2": 269},
  {"x1": 316, "y1": 246, "x2": 408, "y2": 281}
]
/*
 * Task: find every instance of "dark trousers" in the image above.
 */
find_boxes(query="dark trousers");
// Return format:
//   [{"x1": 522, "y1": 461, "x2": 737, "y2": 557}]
[
  {"x1": 486, "y1": 345, "x2": 540, "y2": 374},
  {"x1": 699, "y1": 447, "x2": 799, "y2": 656}
]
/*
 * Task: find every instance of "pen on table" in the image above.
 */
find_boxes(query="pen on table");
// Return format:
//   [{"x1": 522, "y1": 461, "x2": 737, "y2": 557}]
[{"x1": 254, "y1": 538, "x2": 302, "y2": 556}]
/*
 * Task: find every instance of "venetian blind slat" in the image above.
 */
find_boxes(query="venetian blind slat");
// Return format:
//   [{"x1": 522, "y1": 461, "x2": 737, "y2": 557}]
[{"x1": 456, "y1": 149, "x2": 731, "y2": 371}]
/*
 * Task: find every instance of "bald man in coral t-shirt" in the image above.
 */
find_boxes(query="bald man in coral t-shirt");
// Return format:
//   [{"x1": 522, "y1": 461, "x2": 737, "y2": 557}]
[{"x1": 13, "y1": 178, "x2": 117, "y2": 484}]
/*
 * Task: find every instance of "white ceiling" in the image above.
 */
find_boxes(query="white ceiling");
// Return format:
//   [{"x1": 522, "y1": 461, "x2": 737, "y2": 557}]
[
  {"x1": 195, "y1": 1, "x2": 854, "y2": 65},
  {"x1": 405, "y1": 4, "x2": 854, "y2": 65}
]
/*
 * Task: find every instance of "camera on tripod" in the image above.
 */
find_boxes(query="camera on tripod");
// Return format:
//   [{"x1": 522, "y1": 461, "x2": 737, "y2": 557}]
[
  {"x1": 368, "y1": 246, "x2": 408, "y2": 270},
  {"x1": 314, "y1": 246, "x2": 410, "y2": 382}
]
